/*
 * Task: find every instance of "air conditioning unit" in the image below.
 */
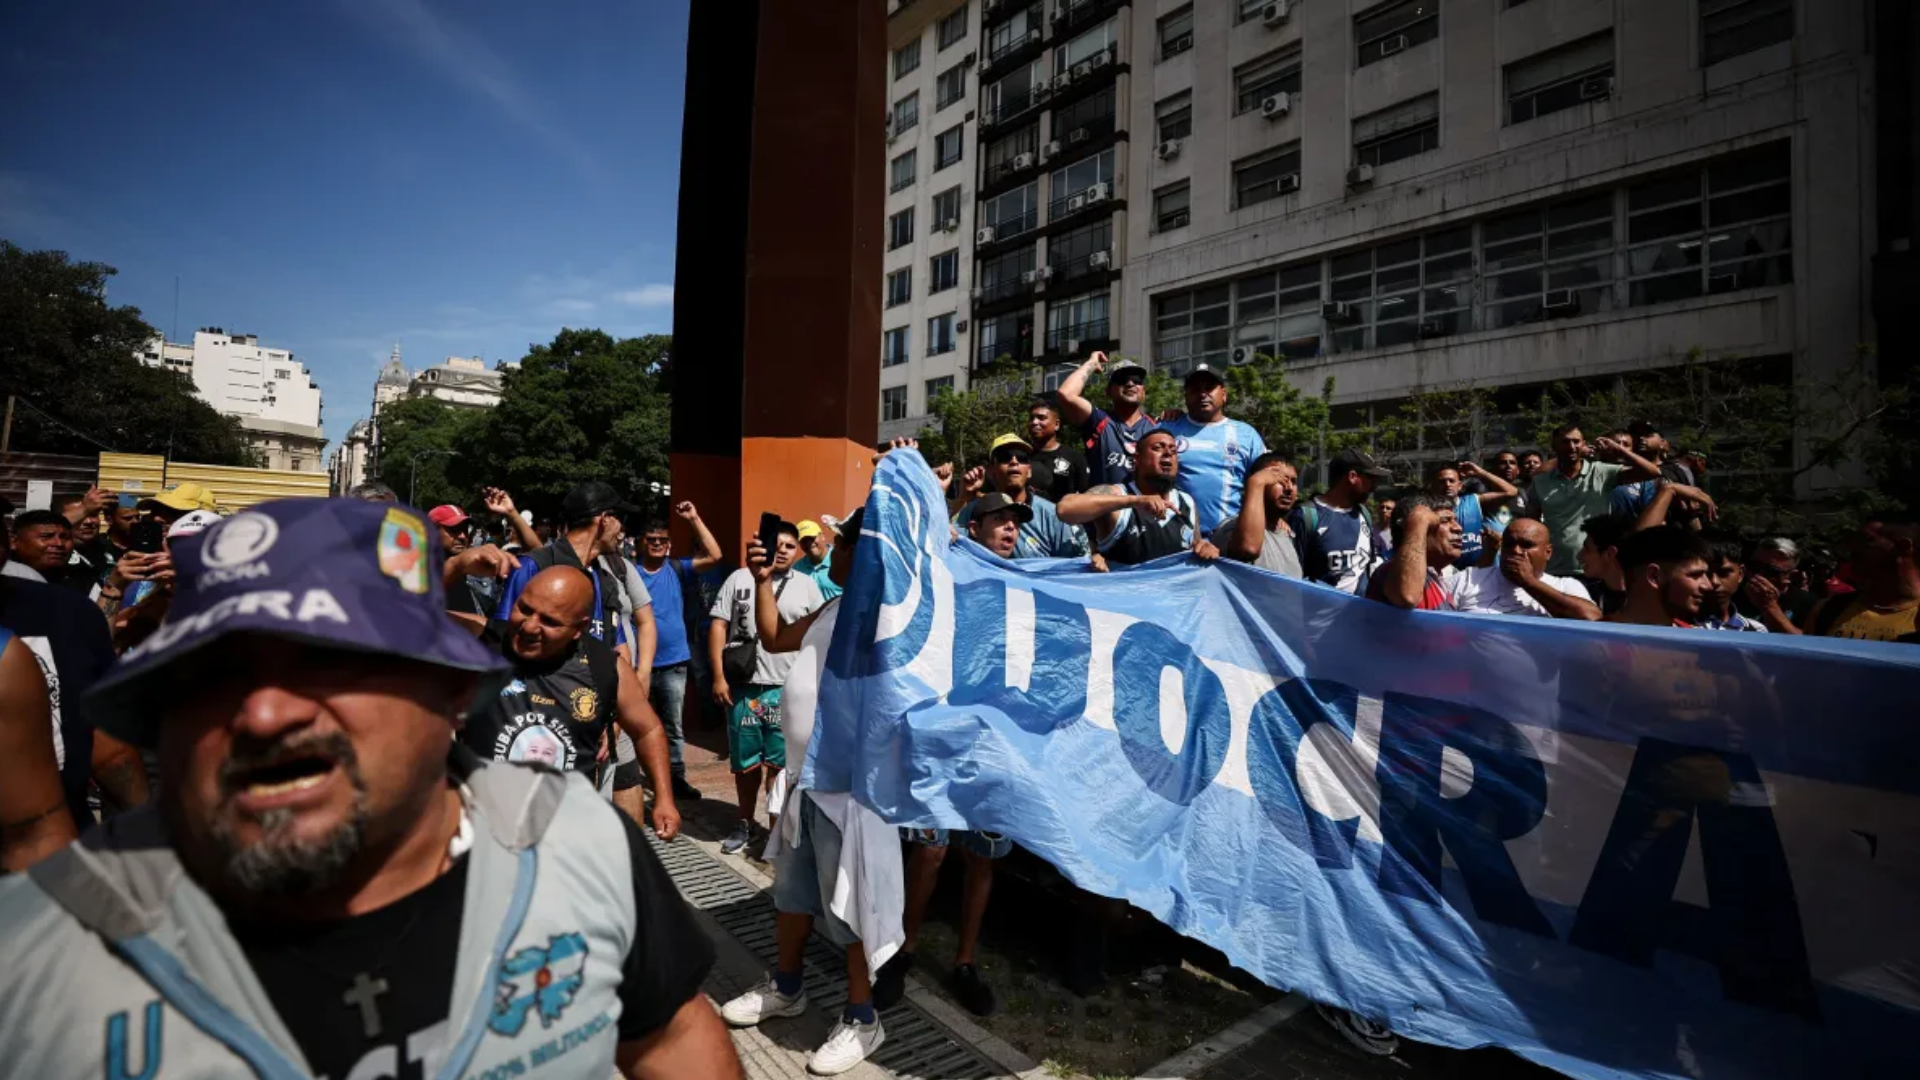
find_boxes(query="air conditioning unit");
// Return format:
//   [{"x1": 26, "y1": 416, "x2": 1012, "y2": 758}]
[
  {"x1": 1278, "y1": 173, "x2": 1301, "y2": 194},
  {"x1": 1156, "y1": 138, "x2": 1183, "y2": 161},
  {"x1": 1230, "y1": 344, "x2": 1257, "y2": 365},
  {"x1": 956, "y1": 320, "x2": 969, "y2": 333},
  {"x1": 1346, "y1": 163, "x2": 1375, "y2": 188},
  {"x1": 939, "y1": 217, "x2": 960, "y2": 232},
  {"x1": 1262, "y1": 1, "x2": 1291, "y2": 27},
  {"x1": 1542, "y1": 290, "x2": 1579, "y2": 314},
  {"x1": 1089, "y1": 51, "x2": 1110, "y2": 70},
  {"x1": 1014, "y1": 151, "x2": 1036, "y2": 169},
  {"x1": 984, "y1": 0, "x2": 1003, "y2": 15},
  {"x1": 1043, "y1": 139, "x2": 1061, "y2": 159},
  {"x1": 1322, "y1": 301, "x2": 1361, "y2": 325},
  {"x1": 1068, "y1": 127, "x2": 1090, "y2": 145},
  {"x1": 1087, "y1": 181, "x2": 1110, "y2": 201},
  {"x1": 1072, "y1": 61, "x2": 1093, "y2": 80},
  {"x1": 1261, "y1": 92, "x2": 1292, "y2": 119},
  {"x1": 1066, "y1": 338, "x2": 1081, "y2": 355},
  {"x1": 1037, "y1": 80, "x2": 1057, "y2": 99},
  {"x1": 1579, "y1": 75, "x2": 1614, "y2": 101},
  {"x1": 977, "y1": 226, "x2": 997, "y2": 244},
  {"x1": 1418, "y1": 319, "x2": 1447, "y2": 339},
  {"x1": 1036, "y1": 265, "x2": 1055, "y2": 282},
  {"x1": 1379, "y1": 33, "x2": 1411, "y2": 57},
  {"x1": 1052, "y1": 4, "x2": 1067, "y2": 23},
  {"x1": 1067, "y1": 192, "x2": 1088, "y2": 212},
  {"x1": 1089, "y1": 250, "x2": 1111, "y2": 269},
  {"x1": 1052, "y1": 72, "x2": 1073, "y2": 91},
  {"x1": 1020, "y1": 269, "x2": 1039, "y2": 284}
]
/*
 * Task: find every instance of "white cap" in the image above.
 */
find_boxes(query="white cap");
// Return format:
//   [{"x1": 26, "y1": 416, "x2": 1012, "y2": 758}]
[
  {"x1": 167, "y1": 509, "x2": 224, "y2": 539},
  {"x1": 520, "y1": 509, "x2": 535, "y2": 524}
]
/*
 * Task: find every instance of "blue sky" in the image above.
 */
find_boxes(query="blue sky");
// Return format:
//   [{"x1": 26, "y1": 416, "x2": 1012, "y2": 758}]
[{"x1": 0, "y1": 0, "x2": 688, "y2": 441}]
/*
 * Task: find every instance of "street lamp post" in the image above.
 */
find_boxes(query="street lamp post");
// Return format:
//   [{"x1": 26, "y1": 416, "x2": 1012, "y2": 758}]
[{"x1": 409, "y1": 449, "x2": 459, "y2": 506}]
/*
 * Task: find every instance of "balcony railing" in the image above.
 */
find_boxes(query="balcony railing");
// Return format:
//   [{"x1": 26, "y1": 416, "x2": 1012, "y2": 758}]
[
  {"x1": 1046, "y1": 184, "x2": 1114, "y2": 223},
  {"x1": 979, "y1": 208, "x2": 1038, "y2": 243},
  {"x1": 1046, "y1": 317, "x2": 1110, "y2": 353},
  {"x1": 1054, "y1": 0, "x2": 1119, "y2": 35},
  {"x1": 986, "y1": 26, "x2": 1041, "y2": 67},
  {"x1": 977, "y1": 335, "x2": 1035, "y2": 369},
  {"x1": 1047, "y1": 249, "x2": 1112, "y2": 282},
  {"x1": 974, "y1": 276, "x2": 1030, "y2": 305},
  {"x1": 981, "y1": 86, "x2": 1045, "y2": 128},
  {"x1": 984, "y1": 146, "x2": 1041, "y2": 185},
  {"x1": 1049, "y1": 112, "x2": 1115, "y2": 148}
]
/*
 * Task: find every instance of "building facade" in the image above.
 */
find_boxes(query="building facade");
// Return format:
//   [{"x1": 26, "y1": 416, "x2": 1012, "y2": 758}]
[
  {"x1": 407, "y1": 355, "x2": 506, "y2": 409},
  {"x1": 327, "y1": 418, "x2": 374, "y2": 495},
  {"x1": 138, "y1": 328, "x2": 328, "y2": 472}
]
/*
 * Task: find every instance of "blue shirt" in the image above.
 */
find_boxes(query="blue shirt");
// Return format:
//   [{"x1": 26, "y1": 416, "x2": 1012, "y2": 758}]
[
  {"x1": 954, "y1": 494, "x2": 1088, "y2": 559},
  {"x1": 1453, "y1": 494, "x2": 1485, "y2": 569},
  {"x1": 635, "y1": 556, "x2": 694, "y2": 666},
  {"x1": 495, "y1": 541, "x2": 629, "y2": 647},
  {"x1": 1160, "y1": 416, "x2": 1268, "y2": 535},
  {"x1": 1610, "y1": 479, "x2": 1656, "y2": 517},
  {"x1": 1289, "y1": 498, "x2": 1377, "y2": 596},
  {"x1": 1082, "y1": 406, "x2": 1158, "y2": 487}
]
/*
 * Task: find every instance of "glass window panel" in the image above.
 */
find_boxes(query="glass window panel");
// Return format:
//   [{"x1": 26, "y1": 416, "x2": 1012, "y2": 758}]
[
  {"x1": 1547, "y1": 194, "x2": 1612, "y2": 229},
  {"x1": 1376, "y1": 320, "x2": 1421, "y2": 348},
  {"x1": 1631, "y1": 271, "x2": 1704, "y2": 306},
  {"x1": 1709, "y1": 141, "x2": 1792, "y2": 191},
  {"x1": 1547, "y1": 220, "x2": 1614, "y2": 258},
  {"x1": 1629, "y1": 203, "x2": 1702, "y2": 242},
  {"x1": 1630, "y1": 240, "x2": 1703, "y2": 276},
  {"x1": 1377, "y1": 263, "x2": 1419, "y2": 293},
  {"x1": 1708, "y1": 184, "x2": 1790, "y2": 226},
  {"x1": 1425, "y1": 226, "x2": 1471, "y2": 255},
  {"x1": 1628, "y1": 172, "x2": 1700, "y2": 212}
]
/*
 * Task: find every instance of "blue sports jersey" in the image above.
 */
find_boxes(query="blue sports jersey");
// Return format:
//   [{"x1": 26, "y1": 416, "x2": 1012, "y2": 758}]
[
  {"x1": 1289, "y1": 498, "x2": 1376, "y2": 595},
  {"x1": 1453, "y1": 494, "x2": 1485, "y2": 569},
  {"x1": 1083, "y1": 406, "x2": 1157, "y2": 487},
  {"x1": 635, "y1": 556, "x2": 694, "y2": 666},
  {"x1": 1160, "y1": 416, "x2": 1267, "y2": 535}
]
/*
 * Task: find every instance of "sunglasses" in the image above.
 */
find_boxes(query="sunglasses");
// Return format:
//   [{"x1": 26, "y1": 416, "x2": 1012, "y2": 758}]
[
  {"x1": 992, "y1": 449, "x2": 1032, "y2": 466},
  {"x1": 1109, "y1": 375, "x2": 1145, "y2": 388},
  {"x1": 643, "y1": 535, "x2": 672, "y2": 545}
]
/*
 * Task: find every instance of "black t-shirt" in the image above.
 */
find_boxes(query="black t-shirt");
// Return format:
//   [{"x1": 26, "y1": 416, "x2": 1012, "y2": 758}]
[
  {"x1": 1028, "y1": 444, "x2": 1089, "y2": 504},
  {"x1": 234, "y1": 806, "x2": 714, "y2": 1080},
  {"x1": 465, "y1": 622, "x2": 619, "y2": 777},
  {"x1": 0, "y1": 577, "x2": 111, "y2": 827}
]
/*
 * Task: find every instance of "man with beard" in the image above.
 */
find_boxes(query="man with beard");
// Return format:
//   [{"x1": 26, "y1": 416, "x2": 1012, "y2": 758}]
[
  {"x1": 1367, "y1": 494, "x2": 1466, "y2": 610},
  {"x1": 1609, "y1": 525, "x2": 1715, "y2": 627},
  {"x1": 1158, "y1": 364, "x2": 1268, "y2": 535},
  {"x1": 0, "y1": 498, "x2": 741, "y2": 1080},
  {"x1": 1212, "y1": 452, "x2": 1303, "y2": 577},
  {"x1": 1059, "y1": 429, "x2": 1220, "y2": 567},
  {"x1": 951, "y1": 434, "x2": 1087, "y2": 559},
  {"x1": 452, "y1": 566, "x2": 682, "y2": 842},
  {"x1": 1025, "y1": 396, "x2": 1088, "y2": 503},
  {"x1": 1056, "y1": 351, "x2": 1156, "y2": 487}
]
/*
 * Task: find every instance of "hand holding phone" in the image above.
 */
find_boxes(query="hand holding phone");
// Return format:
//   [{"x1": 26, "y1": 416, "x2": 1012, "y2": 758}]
[{"x1": 755, "y1": 512, "x2": 783, "y2": 569}]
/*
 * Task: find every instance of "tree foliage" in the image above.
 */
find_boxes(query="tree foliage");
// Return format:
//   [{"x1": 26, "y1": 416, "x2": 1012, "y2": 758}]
[
  {"x1": 370, "y1": 396, "x2": 486, "y2": 509},
  {"x1": 915, "y1": 361, "x2": 1035, "y2": 469},
  {"x1": 0, "y1": 240, "x2": 255, "y2": 465}
]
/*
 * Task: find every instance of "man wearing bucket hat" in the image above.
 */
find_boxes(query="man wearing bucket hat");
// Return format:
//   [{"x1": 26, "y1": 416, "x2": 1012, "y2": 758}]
[
  {"x1": 0, "y1": 498, "x2": 743, "y2": 1080},
  {"x1": 135, "y1": 481, "x2": 219, "y2": 522}
]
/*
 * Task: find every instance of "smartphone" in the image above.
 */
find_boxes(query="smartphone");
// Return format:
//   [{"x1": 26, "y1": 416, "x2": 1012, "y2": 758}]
[
  {"x1": 756, "y1": 512, "x2": 783, "y2": 567},
  {"x1": 130, "y1": 519, "x2": 167, "y2": 554}
]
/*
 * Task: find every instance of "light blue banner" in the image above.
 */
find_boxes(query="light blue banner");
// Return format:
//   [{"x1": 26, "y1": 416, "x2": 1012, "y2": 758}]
[{"x1": 806, "y1": 451, "x2": 1920, "y2": 1080}]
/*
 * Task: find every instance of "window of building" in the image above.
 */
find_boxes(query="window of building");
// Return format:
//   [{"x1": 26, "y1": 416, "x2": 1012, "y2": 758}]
[
  {"x1": 1055, "y1": 17, "x2": 1118, "y2": 74},
  {"x1": 935, "y1": 125, "x2": 965, "y2": 170},
  {"x1": 1507, "y1": 33, "x2": 1614, "y2": 124},
  {"x1": 931, "y1": 249, "x2": 960, "y2": 292},
  {"x1": 927, "y1": 375, "x2": 956, "y2": 403},
  {"x1": 977, "y1": 311, "x2": 1034, "y2": 366},
  {"x1": 928, "y1": 313, "x2": 958, "y2": 355},
  {"x1": 983, "y1": 182, "x2": 1040, "y2": 238},
  {"x1": 1235, "y1": 0, "x2": 1271, "y2": 23},
  {"x1": 1354, "y1": 93, "x2": 1439, "y2": 168},
  {"x1": 932, "y1": 186, "x2": 963, "y2": 229},
  {"x1": 882, "y1": 385, "x2": 909, "y2": 420},
  {"x1": 985, "y1": 124, "x2": 1041, "y2": 183},
  {"x1": 1159, "y1": 5, "x2": 1195, "y2": 59},
  {"x1": 937, "y1": 5, "x2": 969, "y2": 50},
  {"x1": 890, "y1": 149, "x2": 917, "y2": 192},
  {"x1": 1053, "y1": 85, "x2": 1116, "y2": 143},
  {"x1": 1702, "y1": 0, "x2": 1792, "y2": 66},
  {"x1": 1233, "y1": 143, "x2": 1302, "y2": 209},
  {"x1": 886, "y1": 268, "x2": 913, "y2": 308},
  {"x1": 1048, "y1": 218, "x2": 1113, "y2": 277},
  {"x1": 1154, "y1": 283, "x2": 1231, "y2": 373},
  {"x1": 893, "y1": 92, "x2": 920, "y2": 136},
  {"x1": 1157, "y1": 267, "x2": 1325, "y2": 368},
  {"x1": 1355, "y1": 0, "x2": 1440, "y2": 68},
  {"x1": 1156, "y1": 92, "x2": 1192, "y2": 142},
  {"x1": 1330, "y1": 228, "x2": 1475, "y2": 350},
  {"x1": 1482, "y1": 194, "x2": 1614, "y2": 329},
  {"x1": 889, "y1": 208, "x2": 915, "y2": 250},
  {"x1": 1154, "y1": 183, "x2": 1191, "y2": 232},
  {"x1": 894, "y1": 37, "x2": 922, "y2": 79},
  {"x1": 1627, "y1": 140, "x2": 1791, "y2": 305},
  {"x1": 1047, "y1": 147, "x2": 1116, "y2": 216},
  {"x1": 987, "y1": 4, "x2": 1042, "y2": 64},
  {"x1": 1235, "y1": 47, "x2": 1303, "y2": 114},
  {"x1": 984, "y1": 61, "x2": 1044, "y2": 125},
  {"x1": 1047, "y1": 289, "x2": 1111, "y2": 351},
  {"x1": 274, "y1": 368, "x2": 292, "y2": 379},
  {"x1": 936, "y1": 64, "x2": 968, "y2": 109},
  {"x1": 883, "y1": 328, "x2": 911, "y2": 367},
  {"x1": 978, "y1": 246, "x2": 1037, "y2": 302}
]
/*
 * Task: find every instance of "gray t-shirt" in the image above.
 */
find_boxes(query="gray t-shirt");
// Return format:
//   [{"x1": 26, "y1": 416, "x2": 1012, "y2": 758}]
[
  {"x1": 709, "y1": 567, "x2": 825, "y2": 687},
  {"x1": 1210, "y1": 516, "x2": 1304, "y2": 579}
]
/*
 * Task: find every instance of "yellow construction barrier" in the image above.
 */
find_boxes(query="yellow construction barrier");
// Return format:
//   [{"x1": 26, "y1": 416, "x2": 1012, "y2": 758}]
[{"x1": 96, "y1": 453, "x2": 329, "y2": 511}]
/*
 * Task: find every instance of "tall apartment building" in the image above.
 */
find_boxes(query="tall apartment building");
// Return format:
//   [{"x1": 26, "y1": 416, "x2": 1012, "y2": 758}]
[
  {"x1": 137, "y1": 328, "x2": 329, "y2": 471},
  {"x1": 1126, "y1": 0, "x2": 1879, "y2": 488}
]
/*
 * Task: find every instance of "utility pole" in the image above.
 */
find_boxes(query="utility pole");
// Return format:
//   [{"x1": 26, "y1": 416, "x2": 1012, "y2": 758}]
[{"x1": 2, "y1": 395, "x2": 14, "y2": 455}]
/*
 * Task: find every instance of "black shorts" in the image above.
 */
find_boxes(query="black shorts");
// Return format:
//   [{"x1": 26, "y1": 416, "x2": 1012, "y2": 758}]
[{"x1": 613, "y1": 759, "x2": 644, "y2": 791}]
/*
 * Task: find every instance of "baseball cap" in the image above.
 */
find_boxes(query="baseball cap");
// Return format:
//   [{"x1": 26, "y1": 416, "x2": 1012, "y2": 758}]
[
  {"x1": 1184, "y1": 362, "x2": 1225, "y2": 386},
  {"x1": 1332, "y1": 447, "x2": 1394, "y2": 479},
  {"x1": 166, "y1": 509, "x2": 223, "y2": 539},
  {"x1": 138, "y1": 482, "x2": 218, "y2": 514},
  {"x1": 560, "y1": 480, "x2": 635, "y2": 522},
  {"x1": 969, "y1": 491, "x2": 1034, "y2": 525},
  {"x1": 428, "y1": 504, "x2": 471, "y2": 528},
  {"x1": 989, "y1": 433, "x2": 1033, "y2": 456},
  {"x1": 1106, "y1": 359, "x2": 1147, "y2": 383},
  {"x1": 795, "y1": 519, "x2": 823, "y2": 541},
  {"x1": 88, "y1": 498, "x2": 511, "y2": 749},
  {"x1": 1627, "y1": 420, "x2": 1661, "y2": 438}
]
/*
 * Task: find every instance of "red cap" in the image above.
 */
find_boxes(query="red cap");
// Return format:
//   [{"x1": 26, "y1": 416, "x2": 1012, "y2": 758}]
[{"x1": 428, "y1": 505, "x2": 470, "y2": 528}]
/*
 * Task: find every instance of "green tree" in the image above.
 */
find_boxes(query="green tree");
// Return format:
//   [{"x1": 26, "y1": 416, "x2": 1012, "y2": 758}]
[
  {"x1": 0, "y1": 241, "x2": 255, "y2": 465},
  {"x1": 915, "y1": 361, "x2": 1035, "y2": 470},
  {"x1": 372, "y1": 397, "x2": 486, "y2": 509}
]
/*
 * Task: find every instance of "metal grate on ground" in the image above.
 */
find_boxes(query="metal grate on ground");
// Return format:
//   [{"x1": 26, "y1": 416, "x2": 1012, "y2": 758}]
[{"x1": 649, "y1": 833, "x2": 1003, "y2": 1080}]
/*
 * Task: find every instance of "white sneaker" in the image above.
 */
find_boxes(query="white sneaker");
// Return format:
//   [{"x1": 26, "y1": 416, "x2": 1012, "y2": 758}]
[
  {"x1": 808, "y1": 1015, "x2": 884, "y2": 1075},
  {"x1": 719, "y1": 975, "x2": 808, "y2": 1028},
  {"x1": 720, "y1": 820, "x2": 753, "y2": 855}
]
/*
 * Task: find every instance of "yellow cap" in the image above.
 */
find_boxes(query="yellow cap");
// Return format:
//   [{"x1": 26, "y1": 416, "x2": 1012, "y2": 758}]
[
  {"x1": 795, "y1": 520, "x2": 822, "y2": 541},
  {"x1": 138, "y1": 482, "x2": 219, "y2": 513},
  {"x1": 989, "y1": 433, "x2": 1033, "y2": 455}
]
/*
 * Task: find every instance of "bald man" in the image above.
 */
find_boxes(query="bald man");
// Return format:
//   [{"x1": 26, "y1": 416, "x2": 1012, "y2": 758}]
[
  {"x1": 454, "y1": 565, "x2": 683, "y2": 838},
  {"x1": 1438, "y1": 517, "x2": 1601, "y2": 620}
]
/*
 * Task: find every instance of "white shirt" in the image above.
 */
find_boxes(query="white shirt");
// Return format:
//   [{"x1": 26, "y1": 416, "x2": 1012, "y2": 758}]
[
  {"x1": 1439, "y1": 564, "x2": 1590, "y2": 617},
  {"x1": 709, "y1": 567, "x2": 825, "y2": 686},
  {"x1": 762, "y1": 601, "x2": 905, "y2": 982},
  {"x1": 0, "y1": 561, "x2": 46, "y2": 583}
]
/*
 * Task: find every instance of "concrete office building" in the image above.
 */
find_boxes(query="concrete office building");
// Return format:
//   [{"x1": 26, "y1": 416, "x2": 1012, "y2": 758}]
[
  {"x1": 138, "y1": 328, "x2": 328, "y2": 472},
  {"x1": 1124, "y1": 0, "x2": 1885, "y2": 489}
]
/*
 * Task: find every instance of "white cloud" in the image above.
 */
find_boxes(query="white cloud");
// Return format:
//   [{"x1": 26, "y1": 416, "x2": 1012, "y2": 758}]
[
  {"x1": 547, "y1": 298, "x2": 597, "y2": 315},
  {"x1": 615, "y1": 284, "x2": 675, "y2": 308}
]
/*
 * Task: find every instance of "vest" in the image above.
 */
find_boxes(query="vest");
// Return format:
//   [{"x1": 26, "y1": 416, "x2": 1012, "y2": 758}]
[
  {"x1": 1100, "y1": 485, "x2": 1196, "y2": 566},
  {"x1": 0, "y1": 748, "x2": 642, "y2": 1080}
]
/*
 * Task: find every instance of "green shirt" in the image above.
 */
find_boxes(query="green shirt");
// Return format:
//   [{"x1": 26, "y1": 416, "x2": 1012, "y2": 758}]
[
  {"x1": 798, "y1": 555, "x2": 842, "y2": 601},
  {"x1": 1531, "y1": 460, "x2": 1625, "y2": 576}
]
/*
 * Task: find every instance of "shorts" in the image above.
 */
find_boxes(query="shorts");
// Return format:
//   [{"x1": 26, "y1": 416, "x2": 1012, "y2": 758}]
[
  {"x1": 770, "y1": 795, "x2": 862, "y2": 948},
  {"x1": 904, "y1": 827, "x2": 1012, "y2": 860},
  {"x1": 613, "y1": 759, "x2": 643, "y2": 791},
  {"x1": 728, "y1": 684, "x2": 786, "y2": 772}
]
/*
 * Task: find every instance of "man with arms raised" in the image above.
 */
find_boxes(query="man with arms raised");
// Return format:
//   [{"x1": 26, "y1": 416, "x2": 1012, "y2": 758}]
[
  {"x1": 1426, "y1": 460, "x2": 1519, "y2": 568},
  {"x1": 951, "y1": 433, "x2": 1087, "y2": 559},
  {"x1": 1439, "y1": 518, "x2": 1601, "y2": 620},
  {"x1": 1055, "y1": 351, "x2": 1155, "y2": 487},
  {"x1": 1531, "y1": 424, "x2": 1661, "y2": 577},
  {"x1": 633, "y1": 501, "x2": 724, "y2": 803},
  {"x1": 1158, "y1": 363, "x2": 1268, "y2": 535},
  {"x1": 0, "y1": 498, "x2": 741, "y2": 1080},
  {"x1": 1059, "y1": 429, "x2": 1221, "y2": 567}
]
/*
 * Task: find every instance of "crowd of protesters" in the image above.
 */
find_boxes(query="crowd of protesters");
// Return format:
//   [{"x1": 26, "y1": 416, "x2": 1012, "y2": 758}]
[{"x1": 4, "y1": 349, "x2": 1916, "y2": 1078}]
